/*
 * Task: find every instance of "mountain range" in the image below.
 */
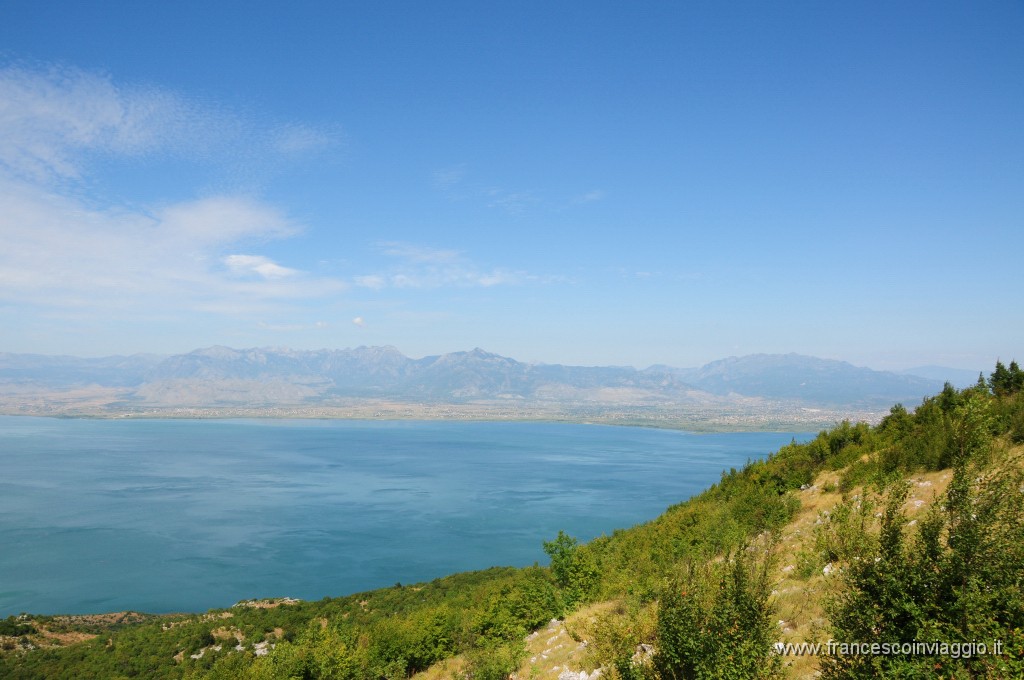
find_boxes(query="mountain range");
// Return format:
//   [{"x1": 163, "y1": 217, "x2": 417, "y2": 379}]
[{"x1": 0, "y1": 346, "x2": 962, "y2": 419}]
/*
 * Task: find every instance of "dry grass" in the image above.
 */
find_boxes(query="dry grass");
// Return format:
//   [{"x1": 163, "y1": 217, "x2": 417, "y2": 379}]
[
  {"x1": 411, "y1": 654, "x2": 468, "y2": 679},
  {"x1": 411, "y1": 605, "x2": 611, "y2": 679},
  {"x1": 0, "y1": 611, "x2": 165, "y2": 654}
]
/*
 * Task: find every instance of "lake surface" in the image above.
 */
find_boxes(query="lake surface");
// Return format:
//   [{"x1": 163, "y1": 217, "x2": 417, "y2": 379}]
[{"x1": 0, "y1": 417, "x2": 812, "y2": 616}]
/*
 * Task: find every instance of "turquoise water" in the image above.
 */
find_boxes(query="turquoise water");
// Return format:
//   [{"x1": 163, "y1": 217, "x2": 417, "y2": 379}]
[{"x1": 0, "y1": 417, "x2": 812, "y2": 616}]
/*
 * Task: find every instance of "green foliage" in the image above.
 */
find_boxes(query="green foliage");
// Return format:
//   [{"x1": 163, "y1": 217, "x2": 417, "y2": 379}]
[
  {"x1": 991, "y1": 386, "x2": 1024, "y2": 444},
  {"x1": 582, "y1": 434, "x2": 810, "y2": 601},
  {"x1": 581, "y1": 599, "x2": 657, "y2": 680},
  {"x1": 460, "y1": 641, "x2": 523, "y2": 680},
  {"x1": 240, "y1": 624, "x2": 360, "y2": 680},
  {"x1": 473, "y1": 568, "x2": 560, "y2": 644},
  {"x1": 990, "y1": 359, "x2": 1024, "y2": 397},
  {"x1": 0, "y1": 618, "x2": 36, "y2": 636},
  {"x1": 544, "y1": 531, "x2": 600, "y2": 609},
  {"x1": 842, "y1": 384, "x2": 999, "y2": 491},
  {"x1": 822, "y1": 421, "x2": 875, "y2": 471},
  {"x1": 186, "y1": 651, "x2": 254, "y2": 680},
  {"x1": 822, "y1": 457, "x2": 1024, "y2": 677},
  {"x1": 654, "y1": 548, "x2": 782, "y2": 679},
  {"x1": 797, "y1": 496, "x2": 878, "y2": 578}
]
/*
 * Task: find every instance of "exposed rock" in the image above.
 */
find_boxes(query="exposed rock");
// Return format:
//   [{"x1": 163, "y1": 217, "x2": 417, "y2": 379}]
[{"x1": 558, "y1": 670, "x2": 602, "y2": 680}]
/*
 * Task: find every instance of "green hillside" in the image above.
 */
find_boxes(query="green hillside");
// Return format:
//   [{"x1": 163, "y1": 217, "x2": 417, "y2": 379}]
[{"x1": 2, "y1": 362, "x2": 1023, "y2": 679}]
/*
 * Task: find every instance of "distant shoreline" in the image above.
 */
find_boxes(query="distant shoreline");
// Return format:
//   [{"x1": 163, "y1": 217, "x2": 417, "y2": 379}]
[{"x1": 0, "y1": 400, "x2": 878, "y2": 433}]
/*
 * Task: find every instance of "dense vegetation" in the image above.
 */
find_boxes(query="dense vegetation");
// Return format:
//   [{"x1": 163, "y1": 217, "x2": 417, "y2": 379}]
[{"x1": 1, "y1": 361, "x2": 1022, "y2": 678}]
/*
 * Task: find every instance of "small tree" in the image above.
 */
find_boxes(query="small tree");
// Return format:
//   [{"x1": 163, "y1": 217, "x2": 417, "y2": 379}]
[
  {"x1": 654, "y1": 547, "x2": 781, "y2": 679},
  {"x1": 990, "y1": 359, "x2": 1023, "y2": 397},
  {"x1": 544, "y1": 530, "x2": 600, "y2": 609}
]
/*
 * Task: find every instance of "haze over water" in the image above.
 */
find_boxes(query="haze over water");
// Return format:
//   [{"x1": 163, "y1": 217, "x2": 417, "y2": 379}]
[{"x1": 0, "y1": 417, "x2": 811, "y2": 616}]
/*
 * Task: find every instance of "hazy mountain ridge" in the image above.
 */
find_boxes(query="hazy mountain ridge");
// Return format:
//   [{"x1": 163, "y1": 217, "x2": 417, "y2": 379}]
[
  {"x1": 135, "y1": 346, "x2": 701, "y2": 403},
  {"x1": 0, "y1": 352, "x2": 163, "y2": 387},
  {"x1": 681, "y1": 353, "x2": 943, "y2": 405},
  {"x1": 0, "y1": 346, "x2": 950, "y2": 412},
  {"x1": 897, "y1": 365, "x2": 983, "y2": 389}
]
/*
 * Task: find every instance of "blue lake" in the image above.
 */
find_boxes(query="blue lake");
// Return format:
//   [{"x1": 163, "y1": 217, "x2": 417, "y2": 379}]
[{"x1": 0, "y1": 417, "x2": 813, "y2": 616}]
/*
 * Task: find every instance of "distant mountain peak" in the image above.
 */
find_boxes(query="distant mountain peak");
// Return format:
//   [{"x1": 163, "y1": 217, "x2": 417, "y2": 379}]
[{"x1": 190, "y1": 345, "x2": 241, "y2": 359}]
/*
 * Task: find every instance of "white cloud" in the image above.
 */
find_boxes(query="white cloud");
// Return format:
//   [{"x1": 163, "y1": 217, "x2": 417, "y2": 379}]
[
  {"x1": 224, "y1": 254, "x2": 298, "y2": 280},
  {"x1": 354, "y1": 274, "x2": 387, "y2": 290},
  {"x1": 0, "y1": 63, "x2": 568, "y2": 351},
  {"x1": 159, "y1": 196, "x2": 298, "y2": 245},
  {"x1": 0, "y1": 64, "x2": 347, "y2": 322},
  {"x1": 0, "y1": 179, "x2": 346, "y2": 312},
  {"x1": 476, "y1": 270, "x2": 521, "y2": 287}
]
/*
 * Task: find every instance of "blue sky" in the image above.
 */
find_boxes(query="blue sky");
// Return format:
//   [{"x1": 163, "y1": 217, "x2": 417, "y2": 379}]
[{"x1": 0, "y1": 2, "x2": 1021, "y2": 370}]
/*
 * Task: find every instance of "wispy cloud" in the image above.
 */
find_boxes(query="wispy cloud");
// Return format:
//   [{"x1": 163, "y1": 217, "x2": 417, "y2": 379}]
[
  {"x1": 376, "y1": 241, "x2": 462, "y2": 264},
  {"x1": 572, "y1": 189, "x2": 604, "y2": 204},
  {"x1": 0, "y1": 62, "x2": 561, "y2": 351},
  {"x1": 0, "y1": 63, "x2": 346, "y2": 321},
  {"x1": 486, "y1": 188, "x2": 536, "y2": 214},
  {"x1": 609, "y1": 266, "x2": 703, "y2": 282},
  {"x1": 272, "y1": 123, "x2": 338, "y2": 156},
  {"x1": 353, "y1": 274, "x2": 387, "y2": 290},
  {"x1": 257, "y1": 320, "x2": 329, "y2": 332},
  {"x1": 352, "y1": 241, "x2": 548, "y2": 290},
  {"x1": 431, "y1": 165, "x2": 466, "y2": 190},
  {"x1": 0, "y1": 64, "x2": 199, "y2": 181},
  {"x1": 430, "y1": 165, "x2": 541, "y2": 214},
  {"x1": 0, "y1": 63, "x2": 341, "y2": 184}
]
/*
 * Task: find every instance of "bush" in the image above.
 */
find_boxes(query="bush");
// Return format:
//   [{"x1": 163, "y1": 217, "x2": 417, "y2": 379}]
[
  {"x1": 580, "y1": 598, "x2": 657, "y2": 680},
  {"x1": 654, "y1": 547, "x2": 782, "y2": 679},
  {"x1": 544, "y1": 531, "x2": 600, "y2": 610},
  {"x1": 822, "y1": 460, "x2": 1024, "y2": 678},
  {"x1": 460, "y1": 641, "x2": 523, "y2": 680},
  {"x1": 0, "y1": 618, "x2": 35, "y2": 637}
]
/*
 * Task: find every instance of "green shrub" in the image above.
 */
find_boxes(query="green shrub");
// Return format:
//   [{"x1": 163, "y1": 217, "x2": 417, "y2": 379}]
[
  {"x1": 460, "y1": 641, "x2": 523, "y2": 680},
  {"x1": 654, "y1": 547, "x2": 782, "y2": 679},
  {"x1": 544, "y1": 531, "x2": 600, "y2": 610},
  {"x1": 0, "y1": 618, "x2": 36, "y2": 637},
  {"x1": 822, "y1": 460, "x2": 1024, "y2": 678}
]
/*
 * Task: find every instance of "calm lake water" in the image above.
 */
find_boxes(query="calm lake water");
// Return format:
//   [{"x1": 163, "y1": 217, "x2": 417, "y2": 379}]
[{"x1": 0, "y1": 417, "x2": 812, "y2": 616}]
